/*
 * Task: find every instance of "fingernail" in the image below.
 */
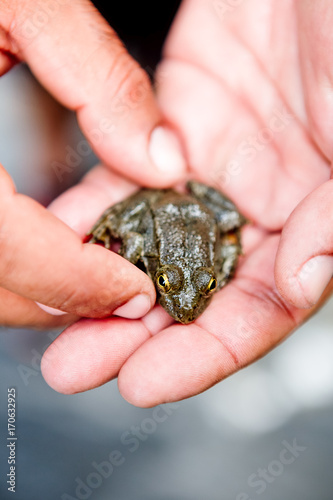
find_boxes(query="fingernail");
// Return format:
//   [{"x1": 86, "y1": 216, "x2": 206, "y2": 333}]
[
  {"x1": 35, "y1": 302, "x2": 67, "y2": 316},
  {"x1": 149, "y1": 126, "x2": 186, "y2": 175},
  {"x1": 113, "y1": 293, "x2": 152, "y2": 319},
  {"x1": 297, "y1": 255, "x2": 333, "y2": 306}
]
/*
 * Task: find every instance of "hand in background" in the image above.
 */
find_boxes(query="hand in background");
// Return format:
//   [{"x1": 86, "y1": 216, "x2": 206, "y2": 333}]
[
  {"x1": 0, "y1": 0, "x2": 186, "y2": 328},
  {"x1": 41, "y1": 0, "x2": 333, "y2": 406}
]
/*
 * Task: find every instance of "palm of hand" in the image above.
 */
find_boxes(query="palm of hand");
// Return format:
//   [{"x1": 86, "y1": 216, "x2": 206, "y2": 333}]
[{"x1": 42, "y1": 1, "x2": 332, "y2": 406}]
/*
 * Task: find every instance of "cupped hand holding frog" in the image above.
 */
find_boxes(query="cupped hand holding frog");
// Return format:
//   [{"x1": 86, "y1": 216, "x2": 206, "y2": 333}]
[{"x1": 1, "y1": 0, "x2": 333, "y2": 407}]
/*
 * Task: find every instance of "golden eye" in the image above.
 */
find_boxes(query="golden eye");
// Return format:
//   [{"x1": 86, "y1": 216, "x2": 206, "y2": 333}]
[
  {"x1": 155, "y1": 266, "x2": 183, "y2": 294},
  {"x1": 157, "y1": 273, "x2": 171, "y2": 293},
  {"x1": 205, "y1": 277, "x2": 217, "y2": 295}
]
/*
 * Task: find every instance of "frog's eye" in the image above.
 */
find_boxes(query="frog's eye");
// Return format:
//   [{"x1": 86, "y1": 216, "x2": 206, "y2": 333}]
[
  {"x1": 205, "y1": 277, "x2": 217, "y2": 295},
  {"x1": 155, "y1": 265, "x2": 183, "y2": 294},
  {"x1": 157, "y1": 273, "x2": 171, "y2": 293},
  {"x1": 193, "y1": 268, "x2": 218, "y2": 296}
]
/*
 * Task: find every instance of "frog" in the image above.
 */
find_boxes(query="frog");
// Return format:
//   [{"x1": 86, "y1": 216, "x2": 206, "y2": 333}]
[{"x1": 85, "y1": 181, "x2": 246, "y2": 324}]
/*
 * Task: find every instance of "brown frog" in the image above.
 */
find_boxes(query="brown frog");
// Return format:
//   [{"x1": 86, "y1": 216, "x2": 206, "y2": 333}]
[{"x1": 86, "y1": 181, "x2": 246, "y2": 324}]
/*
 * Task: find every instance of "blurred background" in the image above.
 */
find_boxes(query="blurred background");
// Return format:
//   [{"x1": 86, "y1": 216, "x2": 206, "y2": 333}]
[{"x1": 1, "y1": 2, "x2": 333, "y2": 499}]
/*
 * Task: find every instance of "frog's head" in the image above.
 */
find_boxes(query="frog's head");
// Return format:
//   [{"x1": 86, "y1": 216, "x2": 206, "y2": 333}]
[{"x1": 155, "y1": 265, "x2": 217, "y2": 324}]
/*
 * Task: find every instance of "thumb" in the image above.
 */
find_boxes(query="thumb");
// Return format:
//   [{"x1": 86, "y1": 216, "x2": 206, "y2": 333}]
[
  {"x1": 2, "y1": 0, "x2": 186, "y2": 186},
  {"x1": 275, "y1": 179, "x2": 333, "y2": 308}
]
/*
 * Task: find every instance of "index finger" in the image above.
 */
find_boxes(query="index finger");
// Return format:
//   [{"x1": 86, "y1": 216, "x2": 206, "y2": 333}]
[{"x1": 0, "y1": 164, "x2": 156, "y2": 318}]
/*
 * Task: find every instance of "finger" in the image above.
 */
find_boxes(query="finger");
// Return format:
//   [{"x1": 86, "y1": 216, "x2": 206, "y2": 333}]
[
  {"x1": 156, "y1": 1, "x2": 329, "y2": 227},
  {"x1": 297, "y1": 1, "x2": 333, "y2": 160},
  {"x1": 118, "y1": 235, "x2": 322, "y2": 407},
  {"x1": 41, "y1": 318, "x2": 152, "y2": 393},
  {"x1": 275, "y1": 179, "x2": 333, "y2": 308},
  {"x1": 3, "y1": 0, "x2": 186, "y2": 186},
  {"x1": 0, "y1": 286, "x2": 76, "y2": 328},
  {"x1": 41, "y1": 307, "x2": 173, "y2": 394},
  {"x1": 0, "y1": 164, "x2": 155, "y2": 318}
]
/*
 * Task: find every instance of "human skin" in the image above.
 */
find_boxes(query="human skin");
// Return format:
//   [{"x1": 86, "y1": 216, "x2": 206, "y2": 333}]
[
  {"x1": 1, "y1": 0, "x2": 333, "y2": 406},
  {"x1": 0, "y1": 0, "x2": 186, "y2": 327}
]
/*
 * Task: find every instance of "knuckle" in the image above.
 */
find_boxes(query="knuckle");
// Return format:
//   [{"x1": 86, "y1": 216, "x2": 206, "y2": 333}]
[{"x1": 107, "y1": 52, "x2": 152, "y2": 109}]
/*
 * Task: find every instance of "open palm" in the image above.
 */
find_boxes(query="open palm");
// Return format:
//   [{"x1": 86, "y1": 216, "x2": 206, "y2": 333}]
[{"x1": 42, "y1": 0, "x2": 333, "y2": 406}]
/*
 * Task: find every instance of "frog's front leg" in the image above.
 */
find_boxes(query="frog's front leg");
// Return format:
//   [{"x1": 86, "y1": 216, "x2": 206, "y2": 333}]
[
  {"x1": 216, "y1": 232, "x2": 242, "y2": 289},
  {"x1": 119, "y1": 232, "x2": 144, "y2": 265},
  {"x1": 87, "y1": 215, "x2": 144, "y2": 264},
  {"x1": 85, "y1": 203, "x2": 125, "y2": 249},
  {"x1": 85, "y1": 192, "x2": 151, "y2": 258},
  {"x1": 187, "y1": 180, "x2": 247, "y2": 232}
]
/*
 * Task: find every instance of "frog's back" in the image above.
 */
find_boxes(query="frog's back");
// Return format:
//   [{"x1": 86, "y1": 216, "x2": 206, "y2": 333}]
[{"x1": 151, "y1": 192, "x2": 217, "y2": 269}]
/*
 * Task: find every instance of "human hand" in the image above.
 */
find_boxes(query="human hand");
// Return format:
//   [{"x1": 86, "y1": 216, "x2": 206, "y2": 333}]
[
  {"x1": 0, "y1": 0, "x2": 186, "y2": 328},
  {"x1": 41, "y1": 0, "x2": 333, "y2": 406}
]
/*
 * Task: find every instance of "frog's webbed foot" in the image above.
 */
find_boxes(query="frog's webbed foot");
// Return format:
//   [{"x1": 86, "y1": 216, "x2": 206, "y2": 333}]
[
  {"x1": 187, "y1": 180, "x2": 247, "y2": 232},
  {"x1": 85, "y1": 204, "x2": 124, "y2": 249},
  {"x1": 216, "y1": 232, "x2": 242, "y2": 289},
  {"x1": 85, "y1": 192, "x2": 151, "y2": 265}
]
